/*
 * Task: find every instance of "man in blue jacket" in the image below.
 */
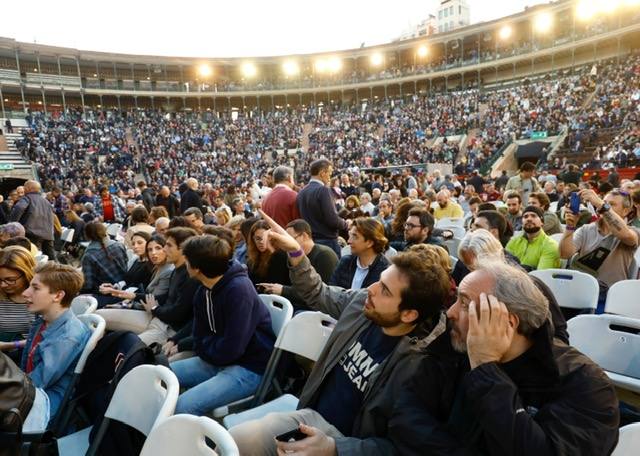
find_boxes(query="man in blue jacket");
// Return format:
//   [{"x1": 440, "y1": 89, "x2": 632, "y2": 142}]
[
  {"x1": 296, "y1": 159, "x2": 348, "y2": 257},
  {"x1": 169, "y1": 235, "x2": 275, "y2": 416}
]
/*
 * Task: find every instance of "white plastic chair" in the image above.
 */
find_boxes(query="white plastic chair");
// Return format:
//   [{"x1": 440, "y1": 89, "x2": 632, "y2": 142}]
[
  {"x1": 633, "y1": 248, "x2": 640, "y2": 280},
  {"x1": 440, "y1": 226, "x2": 466, "y2": 240},
  {"x1": 567, "y1": 314, "x2": 640, "y2": 393},
  {"x1": 212, "y1": 295, "x2": 293, "y2": 418},
  {"x1": 140, "y1": 415, "x2": 239, "y2": 456},
  {"x1": 443, "y1": 237, "x2": 462, "y2": 257},
  {"x1": 550, "y1": 233, "x2": 564, "y2": 244},
  {"x1": 57, "y1": 365, "x2": 179, "y2": 455},
  {"x1": 612, "y1": 422, "x2": 640, "y2": 456},
  {"x1": 549, "y1": 201, "x2": 558, "y2": 213},
  {"x1": 74, "y1": 314, "x2": 106, "y2": 375},
  {"x1": 106, "y1": 223, "x2": 123, "y2": 239},
  {"x1": 529, "y1": 269, "x2": 599, "y2": 312},
  {"x1": 258, "y1": 294, "x2": 294, "y2": 340},
  {"x1": 604, "y1": 280, "x2": 640, "y2": 319},
  {"x1": 71, "y1": 295, "x2": 98, "y2": 316},
  {"x1": 49, "y1": 314, "x2": 106, "y2": 434},
  {"x1": 223, "y1": 311, "x2": 337, "y2": 429},
  {"x1": 436, "y1": 217, "x2": 464, "y2": 229}
]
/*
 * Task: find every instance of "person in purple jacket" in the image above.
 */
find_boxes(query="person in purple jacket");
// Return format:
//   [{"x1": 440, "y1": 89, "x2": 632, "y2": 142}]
[{"x1": 169, "y1": 235, "x2": 275, "y2": 415}]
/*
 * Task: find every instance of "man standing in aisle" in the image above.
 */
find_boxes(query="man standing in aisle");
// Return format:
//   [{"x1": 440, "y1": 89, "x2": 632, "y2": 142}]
[{"x1": 297, "y1": 159, "x2": 348, "y2": 257}]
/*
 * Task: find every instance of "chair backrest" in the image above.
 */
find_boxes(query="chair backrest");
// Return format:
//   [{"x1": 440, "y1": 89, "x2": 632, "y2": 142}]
[
  {"x1": 436, "y1": 217, "x2": 464, "y2": 229},
  {"x1": 276, "y1": 311, "x2": 337, "y2": 361},
  {"x1": 612, "y1": 422, "x2": 640, "y2": 456},
  {"x1": 259, "y1": 294, "x2": 293, "y2": 340},
  {"x1": 567, "y1": 314, "x2": 640, "y2": 382},
  {"x1": 75, "y1": 314, "x2": 106, "y2": 374},
  {"x1": 633, "y1": 248, "x2": 640, "y2": 280},
  {"x1": 444, "y1": 237, "x2": 462, "y2": 257},
  {"x1": 104, "y1": 364, "x2": 179, "y2": 435},
  {"x1": 71, "y1": 295, "x2": 98, "y2": 316},
  {"x1": 107, "y1": 223, "x2": 123, "y2": 238},
  {"x1": 529, "y1": 269, "x2": 599, "y2": 311},
  {"x1": 549, "y1": 201, "x2": 558, "y2": 213},
  {"x1": 550, "y1": 233, "x2": 564, "y2": 244},
  {"x1": 604, "y1": 280, "x2": 640, "y2": 319},
  {"x1": 441, "y1": 226, "x2": 466, "y2": 240},
  {"x1": 140, "y1": 414, "x2": 239, "y2": 456},
  {"x1": 61, "y1": 228, "x2": 75, "y2": 243}
]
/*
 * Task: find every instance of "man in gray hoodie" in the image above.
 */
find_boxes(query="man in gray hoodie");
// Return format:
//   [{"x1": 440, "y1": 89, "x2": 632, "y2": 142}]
[{"x1": 230, "y1": 210, "x2": 455, "y2": 455}]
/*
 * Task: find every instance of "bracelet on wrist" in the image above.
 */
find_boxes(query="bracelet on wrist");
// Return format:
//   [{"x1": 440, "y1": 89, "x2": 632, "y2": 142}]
[
  {"x1": 565, "y1": 225, "x2": 576, "y2": 231},
  {"x1": 288, "y1": 249, "x2": 304, "y2": 258},
  {"x1": 13, "y1": 340, "x2": 22, "y2": 349}
]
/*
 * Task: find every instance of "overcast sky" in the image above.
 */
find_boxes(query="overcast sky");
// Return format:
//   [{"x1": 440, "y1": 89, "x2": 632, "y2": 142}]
[{"x1": 2, "y1": 0, "x2": 548, "y2": 57}]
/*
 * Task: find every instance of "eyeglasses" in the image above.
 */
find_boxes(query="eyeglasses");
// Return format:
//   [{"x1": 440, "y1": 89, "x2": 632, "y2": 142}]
[
  {"x1": 0, "y1": 276, "x2": 22, "y2": 286},
  {"x1": 404, "y1": 222, "x2": 423, "y2": 230}
]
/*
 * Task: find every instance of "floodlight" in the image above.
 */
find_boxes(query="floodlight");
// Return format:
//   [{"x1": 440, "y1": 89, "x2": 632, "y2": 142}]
[
  {"x1": 283, "y1": 60, "x2": 299, "y2": 76},
  {"x1": 498, "y1": 25, "x2": 512, "y2": 40},
  {"x1": 417, "y1": 45, "x2": 428, "y2": 57},
  {"x1": 576, "y1": 1, "x2": 597, "y2": 21},
  {"x1": 241, "y1": 62, "x2": 257, "y2": 78},
  {"x1": 315, "y1": 59, "x2": 327, "y2": 72},
  {"x1": 198, "y1": 63, "x2": 213, "y2": 77},
  {"x1": 327, "y1": 57, "x2": 342, "y2": 73},
  {"x1": 534, "y1": 12, "x2": 553, "y2": 33},
  {"x1": 370, "y1": 53, "x2": 383, "y2": 66},
  {"x1": 600, "y1": 0, "x2": 621, "y2": 13}
]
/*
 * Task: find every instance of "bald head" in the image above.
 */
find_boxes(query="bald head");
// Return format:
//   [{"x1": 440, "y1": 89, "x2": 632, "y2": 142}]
[
  {"x1": 186, "y1": 178, "x2": 199, "y2": 190},
  {"x1": 436, "y1": 189, "x2": 451, "y2": 208},
  {"x1": 24, "y1": 180, "x2": 41, "y2": 193}
]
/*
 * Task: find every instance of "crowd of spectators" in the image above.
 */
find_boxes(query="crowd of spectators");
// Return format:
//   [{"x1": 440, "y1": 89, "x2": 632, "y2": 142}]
[
  {"x1": 0, "y1": 151, "x2": 638, "y2": 453},
  {"x1": 14, "y1": 54, "x2": 640, "y2": 199}
]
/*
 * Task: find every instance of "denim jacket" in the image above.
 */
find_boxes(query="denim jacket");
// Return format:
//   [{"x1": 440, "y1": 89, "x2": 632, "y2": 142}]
[{"x1": 21, "y1": 309, "x2": 90, "y2": 418}]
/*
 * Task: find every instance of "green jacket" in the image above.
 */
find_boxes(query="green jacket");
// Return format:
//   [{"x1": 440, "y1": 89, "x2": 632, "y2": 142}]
[{"x1": 506, "y1": 231, "x2": 560, "y2": 270}]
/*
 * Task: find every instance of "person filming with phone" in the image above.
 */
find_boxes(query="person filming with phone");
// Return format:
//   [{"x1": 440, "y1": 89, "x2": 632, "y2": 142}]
[{"x1": 559, "y1": 188, "x2": 640, "y2": 309}]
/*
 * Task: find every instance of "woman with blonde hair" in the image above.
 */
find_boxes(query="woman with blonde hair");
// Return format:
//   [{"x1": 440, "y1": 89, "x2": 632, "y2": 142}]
[
  {"x1": 215, "y1": 207, "x2": 231, "y2": 226},
  {"x1": 0, "y1": 246, "x2": 36, "y2": 344}
]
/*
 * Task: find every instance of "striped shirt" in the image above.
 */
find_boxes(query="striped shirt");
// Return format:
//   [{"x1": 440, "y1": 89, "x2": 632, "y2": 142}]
[{"x1": 0, "y1": 298, "x2": 34, "y2": 340}]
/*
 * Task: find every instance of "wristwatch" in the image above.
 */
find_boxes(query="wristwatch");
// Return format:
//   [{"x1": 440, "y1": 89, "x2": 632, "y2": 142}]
[{"x1": 597, "y1": 202, "x2": 611, "y2": 215}]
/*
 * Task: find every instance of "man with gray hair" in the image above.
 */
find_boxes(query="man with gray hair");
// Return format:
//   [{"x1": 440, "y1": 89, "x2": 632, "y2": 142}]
[
  {"x1": 180, "y1": 177, "x2": 203, "y2": 214},
  {"x1": 0, "y1": 222, "x2": 26, "y2": 243},
  {"x1": 261, "y1": 165, "x2": 300, "y2": 227},
  {"x1": 9, "y1": 180, "x2": 55, "y2": 259},
  {"x1": 392, "y1": 260, "x2": 619, "y2": 455}
]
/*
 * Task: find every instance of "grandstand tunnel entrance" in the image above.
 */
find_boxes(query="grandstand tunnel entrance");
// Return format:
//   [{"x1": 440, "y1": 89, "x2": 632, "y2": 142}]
[{"x1": 0, "y1": 177, "x2": 27, "y2": 195}]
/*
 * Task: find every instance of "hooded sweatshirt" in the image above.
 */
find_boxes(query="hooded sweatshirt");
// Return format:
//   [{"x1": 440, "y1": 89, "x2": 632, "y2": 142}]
[{"x1": 192, "y1": 260, "x2": 275, "y2": 374}]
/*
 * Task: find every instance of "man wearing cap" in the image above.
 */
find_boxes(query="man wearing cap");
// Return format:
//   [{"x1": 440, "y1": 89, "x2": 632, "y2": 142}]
[{"x1": 505, "y1": 205, "x2": 560, "y2": 271}]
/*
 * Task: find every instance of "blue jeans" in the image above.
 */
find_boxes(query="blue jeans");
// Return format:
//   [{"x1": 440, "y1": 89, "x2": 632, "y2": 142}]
[{"x1": 170, "y1": 356, "x2": 262, "y2": 416}]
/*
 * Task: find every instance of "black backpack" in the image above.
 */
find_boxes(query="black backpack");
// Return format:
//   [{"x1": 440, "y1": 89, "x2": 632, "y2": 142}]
[{"x1": 73, "y1": 331, "x2": 168, "y2": 456}]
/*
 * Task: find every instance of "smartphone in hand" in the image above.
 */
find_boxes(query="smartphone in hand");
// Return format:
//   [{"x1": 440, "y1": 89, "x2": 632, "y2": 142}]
[
  {"x1": 275, "y1": 428, "x2": 307, "y2": 443},
  {"x1": 570, "y1": 192, "x2": 581, "y2": 214}
]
